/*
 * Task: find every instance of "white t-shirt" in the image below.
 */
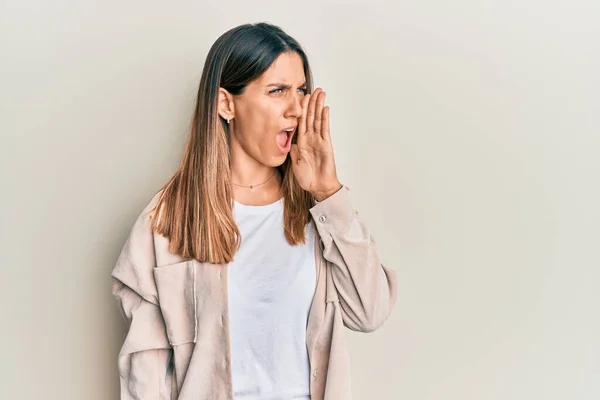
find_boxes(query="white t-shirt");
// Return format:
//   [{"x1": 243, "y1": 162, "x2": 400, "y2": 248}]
[{"x1": 228, "y1": 197, "x2": 317, "y2": 399}]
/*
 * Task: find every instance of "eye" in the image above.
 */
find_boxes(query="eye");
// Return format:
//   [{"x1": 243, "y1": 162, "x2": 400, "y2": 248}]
[{"x1": 269, "y1": 87, "x2": 308, "y2": 95}]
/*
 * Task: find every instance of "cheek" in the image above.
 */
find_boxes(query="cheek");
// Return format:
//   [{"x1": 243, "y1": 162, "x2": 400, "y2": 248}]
[
  {"x1": 235, "y1": 98, "x2": 284, "y2": 149},
  {"x1": 234, "y1": 116, "x2": 269, "y2": 153},
  {"x1": 249, "y1": 103, "x2": 282, "y2": 139}
]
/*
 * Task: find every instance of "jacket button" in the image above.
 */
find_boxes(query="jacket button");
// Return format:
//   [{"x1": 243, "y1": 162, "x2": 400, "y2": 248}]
[{"x1": 318, "y1": 215, "x2": 326, "y2": 223}]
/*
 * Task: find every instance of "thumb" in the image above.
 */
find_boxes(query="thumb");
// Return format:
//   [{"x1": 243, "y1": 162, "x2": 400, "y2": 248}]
[{"x1": 290, "y1": 143, "x2": 299, "y2": 164}]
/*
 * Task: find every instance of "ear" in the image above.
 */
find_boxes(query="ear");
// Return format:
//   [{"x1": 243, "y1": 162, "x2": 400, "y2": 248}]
[{"x1": 217, "y1": 87, "x2": 235, "y2": 121}]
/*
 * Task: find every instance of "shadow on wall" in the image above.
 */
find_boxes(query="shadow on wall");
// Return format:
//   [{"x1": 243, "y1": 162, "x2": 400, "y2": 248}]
[{"x1": 101, "y1": 213, "x2": 138, "y2": 399}]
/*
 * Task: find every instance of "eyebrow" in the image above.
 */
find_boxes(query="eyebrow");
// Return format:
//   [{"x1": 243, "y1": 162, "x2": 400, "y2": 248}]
[{"x1": 266, "y1": 81, "x2": 307, "y2": 89}]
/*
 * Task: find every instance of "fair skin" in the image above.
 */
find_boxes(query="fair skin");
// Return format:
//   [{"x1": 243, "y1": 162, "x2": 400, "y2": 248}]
[{"x1": 217, "y1": 52, "x2": 343, "y2": 206}]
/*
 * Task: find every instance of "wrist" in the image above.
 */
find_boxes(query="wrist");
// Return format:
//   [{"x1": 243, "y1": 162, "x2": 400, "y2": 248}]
[{"x1": 312, "y1": 182, "x2": 343, "y2": 202}]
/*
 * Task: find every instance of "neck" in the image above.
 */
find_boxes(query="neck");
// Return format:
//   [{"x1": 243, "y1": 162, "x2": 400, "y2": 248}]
[
  {"x1": 231, "y1": 164, "x2": 277, "y2": 188},
  {"x1": 229, "y1": 142, "x2": 282, "y2": 205},
  {"x1": 230, "y1": 152, "x2": 277, "y2": 187},
  {"x1": 229, "y1": 129, "x2": 274, "y2": 186}
]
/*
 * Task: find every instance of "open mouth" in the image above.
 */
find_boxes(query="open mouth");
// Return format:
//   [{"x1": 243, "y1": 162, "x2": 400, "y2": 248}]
[{"x1": 276, "y1": 128, "x2": 295, "y2": 153}]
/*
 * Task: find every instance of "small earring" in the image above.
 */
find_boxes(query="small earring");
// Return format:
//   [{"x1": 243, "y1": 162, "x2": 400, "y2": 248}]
[{"x1": 227, "y1": 117, "x2": 231, "y2": 124}]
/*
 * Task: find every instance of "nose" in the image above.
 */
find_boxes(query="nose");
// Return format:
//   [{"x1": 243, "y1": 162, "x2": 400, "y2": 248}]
[{"x1": 285, "y1": 93, "x2": 303, "y2": 119}]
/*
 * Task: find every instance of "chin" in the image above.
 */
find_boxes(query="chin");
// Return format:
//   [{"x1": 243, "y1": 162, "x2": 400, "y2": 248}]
[{"x1": 266, "y1": 154, "x2": 288, "y2": 168}]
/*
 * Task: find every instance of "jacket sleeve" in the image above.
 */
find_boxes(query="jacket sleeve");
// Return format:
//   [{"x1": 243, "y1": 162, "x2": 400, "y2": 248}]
[
  {"x1": 310, "y1": 185, "x2": 398, "y2": 332},
  {"x1": 111, "y1": 205, "x2": 175, "y2": 400}
]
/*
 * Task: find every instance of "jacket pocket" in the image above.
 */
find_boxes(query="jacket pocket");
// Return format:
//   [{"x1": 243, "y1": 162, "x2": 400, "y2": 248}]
[{"x1": 153, "y1": 260, "x2": 197, "y2": 346}]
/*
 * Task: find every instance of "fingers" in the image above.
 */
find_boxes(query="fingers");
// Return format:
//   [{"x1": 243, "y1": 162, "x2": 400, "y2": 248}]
[
  {"x1": 314, "y1": 91, "x2": 326, "y2": 135},
  {"x1": 298, "y1": 93, "x2": 311, "y2": 137},
  {"x1": 321, "y1": 105, "x2": 330, "y2": 141},
  {"x1": 306, "y1": 88, "x2": 323, "y2": 134}
]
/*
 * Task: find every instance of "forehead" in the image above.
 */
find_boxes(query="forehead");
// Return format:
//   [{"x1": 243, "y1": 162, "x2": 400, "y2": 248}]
[{"x1": 254, "y1": 52, "x2": 306, "y2": 85}]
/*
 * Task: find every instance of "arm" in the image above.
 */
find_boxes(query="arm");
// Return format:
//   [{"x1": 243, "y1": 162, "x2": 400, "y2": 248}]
[
  {"x1": 310, "y1": 186, "x2": 398, "y2": 332},
  {"x1": 111, "y1": 207, "x2": 175, "y2": 399}
]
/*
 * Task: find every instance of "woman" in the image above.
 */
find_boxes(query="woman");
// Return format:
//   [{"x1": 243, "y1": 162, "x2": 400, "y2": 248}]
[{"x1": 111, "y1": 22, "x2": 397, "y2": 400}]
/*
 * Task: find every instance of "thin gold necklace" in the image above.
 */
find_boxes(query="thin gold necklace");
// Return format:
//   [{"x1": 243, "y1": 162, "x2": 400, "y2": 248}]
[{"x1": 232, "y1": 170, "x2": 277, "y2": 189}]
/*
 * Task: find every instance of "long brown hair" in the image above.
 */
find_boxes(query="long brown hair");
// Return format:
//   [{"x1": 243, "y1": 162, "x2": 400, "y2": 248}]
[{"x1": 150, "y1": 22, "x2": 315, "y2": 264}]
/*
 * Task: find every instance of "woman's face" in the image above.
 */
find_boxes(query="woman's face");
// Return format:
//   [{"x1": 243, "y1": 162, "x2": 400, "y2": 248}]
[{"x1": 223, "y1": 52, "x2": 307, "y2": 167}]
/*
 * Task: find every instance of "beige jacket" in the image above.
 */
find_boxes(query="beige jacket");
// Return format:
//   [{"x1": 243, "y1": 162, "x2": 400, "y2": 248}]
[{"x1": 111, "y1": 186, "x2": 398, "y2": 400}]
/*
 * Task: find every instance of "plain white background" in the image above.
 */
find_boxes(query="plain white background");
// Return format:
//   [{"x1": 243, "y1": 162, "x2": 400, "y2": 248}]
[{"x1": 1, "y1": 1, "x2": 599, "y2": 399}]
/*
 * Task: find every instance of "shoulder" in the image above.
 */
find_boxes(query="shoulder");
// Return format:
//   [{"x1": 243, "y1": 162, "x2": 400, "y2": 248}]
[
  {"x1": 111, "y1": 190, "x2": 165, "y2": 302},
  {"x1": 127, "y1": 190, "x2": 164, "y2": 259}
]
